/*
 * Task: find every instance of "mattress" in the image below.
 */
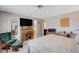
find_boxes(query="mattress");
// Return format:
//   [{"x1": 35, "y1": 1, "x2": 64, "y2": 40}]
[{"x1": 28, "y1": 34, "x2": 78, "y2": 53}]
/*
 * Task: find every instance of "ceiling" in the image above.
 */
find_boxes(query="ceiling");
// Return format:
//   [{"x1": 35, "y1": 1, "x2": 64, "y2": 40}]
[{"x1": 0, "y1": 5, "x2": 79, "y2": 19}]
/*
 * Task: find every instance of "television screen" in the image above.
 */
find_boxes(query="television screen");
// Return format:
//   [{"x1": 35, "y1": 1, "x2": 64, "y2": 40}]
[
  {"x1": 20, "y1": 18, "x2": 33, "y2": 26},
  {"x1": 48, "y1": 28, "x2": 56, "y2": 32}
]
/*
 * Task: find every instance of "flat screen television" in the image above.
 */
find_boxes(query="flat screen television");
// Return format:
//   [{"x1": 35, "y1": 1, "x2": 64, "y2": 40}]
[
  {"x1": 48, "y1": 28, "x2": 56, "y2": 32},
  {"x1": 20, "y1": 18, "x2": 33, "y2": 26}
]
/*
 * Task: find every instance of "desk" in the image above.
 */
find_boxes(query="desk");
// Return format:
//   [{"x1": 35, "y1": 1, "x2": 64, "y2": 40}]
[
  {"x1": 46, "y1": 32, "x2": 56, "y2": 35},
  {"x1": 46, "y1": 32, "x2": 74, "y2": 38}
]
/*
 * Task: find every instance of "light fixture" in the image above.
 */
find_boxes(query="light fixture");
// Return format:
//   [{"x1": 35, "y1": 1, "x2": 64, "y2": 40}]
[{"x1": 37, "y1": 5, "x2": 43, "y2": 9}]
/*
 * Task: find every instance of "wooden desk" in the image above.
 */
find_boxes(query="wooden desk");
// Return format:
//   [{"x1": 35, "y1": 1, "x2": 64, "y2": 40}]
[
  {"x1": 46, "y1": 32, "x2": 56, "y2": 35},
  {"x1": 46, "y1": 32, "x2": 73, "y2": 38}
]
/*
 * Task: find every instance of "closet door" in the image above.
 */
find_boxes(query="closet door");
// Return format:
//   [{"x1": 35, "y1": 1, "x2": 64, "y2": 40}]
[
  {"x1": 11, "y1": 19, "x2": 18, "y2": 40},
  {"x1": 37, "y1": 19, "x2": 44, "y2": 37}
]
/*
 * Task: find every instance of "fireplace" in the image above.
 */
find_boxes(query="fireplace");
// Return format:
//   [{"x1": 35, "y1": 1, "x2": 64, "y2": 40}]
[
  {"x1": 26, "y1": 31, "x2": 33, "y2": 40},
  {"x1": 22, "y1": 29, "x2": 34, "y2": 41}
]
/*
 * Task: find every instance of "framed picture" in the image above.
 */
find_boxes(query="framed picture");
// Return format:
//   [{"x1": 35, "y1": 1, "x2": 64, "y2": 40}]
[
  {"x1": 11, "y1": 19, "x2": 18, "y2": 35},
  {"x1": 60, "y1": 17, "x2": 69, "y2": 27}
]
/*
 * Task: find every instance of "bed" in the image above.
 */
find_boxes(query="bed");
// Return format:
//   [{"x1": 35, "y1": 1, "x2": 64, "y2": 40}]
[{"x1": 28, "y1": 34, "x2": 79, "y2": 53}]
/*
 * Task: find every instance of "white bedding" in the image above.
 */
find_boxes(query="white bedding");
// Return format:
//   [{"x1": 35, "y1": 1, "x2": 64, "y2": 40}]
[{"x1": 29, "y1": 34, "x2": 78, "y2": 53}]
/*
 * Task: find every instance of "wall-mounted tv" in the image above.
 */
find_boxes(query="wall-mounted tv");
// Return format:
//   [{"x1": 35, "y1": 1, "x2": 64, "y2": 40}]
[{"x1": 20, "y1": 18, "x2": 33, "y2": 26}]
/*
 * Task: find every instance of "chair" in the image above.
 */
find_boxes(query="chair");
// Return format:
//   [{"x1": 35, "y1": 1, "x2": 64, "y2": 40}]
[
  {"x1": 0, "y1": 32, "x2": 16, "y2": 45},
  {"x1": 11, "y1": 40, "x2": 23, "y2": 51},
  {"x1": 0, "y1": 32, "x2": 16, "y2": 51}
]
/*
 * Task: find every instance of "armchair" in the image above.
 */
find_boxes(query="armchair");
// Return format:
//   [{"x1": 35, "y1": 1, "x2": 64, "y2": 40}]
[{"x1": 0, "y1": 32, "x2": 16, "y2": 51}]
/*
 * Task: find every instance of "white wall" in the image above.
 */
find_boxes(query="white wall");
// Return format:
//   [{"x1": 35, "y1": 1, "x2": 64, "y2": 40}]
[
  {"x1": 0, "y1": 11, "x2": 43, "y2": 39},
  {"x1": 45, "y1": 11, "x2": 79, "y2": 33},
  {"x1": 0, "y1": 11, "x2": 37, "y2": 33},
  {"x1": 0, "y1": 12, "x2": 22, "y2": 40},
  {"x1": 0, "y1": 12, "x2": 35, "y2": 40},
  {"x1": 0, "y1": 12, "x2": 18, "y2": 33}
]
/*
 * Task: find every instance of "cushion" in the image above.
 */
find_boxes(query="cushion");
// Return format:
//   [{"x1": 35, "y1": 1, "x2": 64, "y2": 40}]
[
  {"x1": 1, "y1": 34, "x2": 9, "y2": 42},
  {"x1": 0, "y1": 32, "x2": 11, "y2": 43},
  {"x1": 12, "y1": 40, "x2": 22, "y2": 47},
  {"x1": 6, "y1": 39, "x2": 16, "y2": 45}
]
